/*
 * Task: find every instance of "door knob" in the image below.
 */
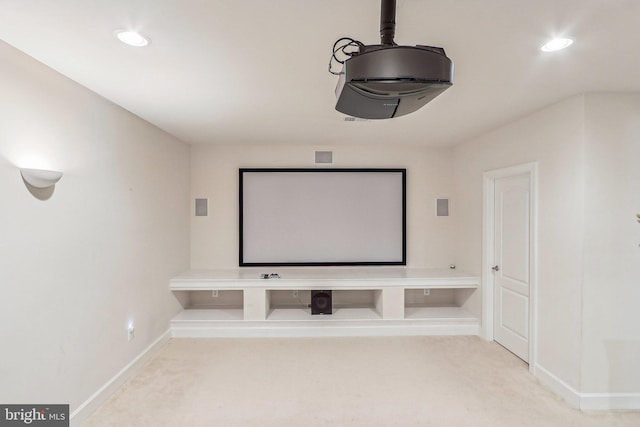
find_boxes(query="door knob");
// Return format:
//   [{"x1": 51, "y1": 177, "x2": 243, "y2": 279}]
[{"x1": 492, "y1": 265, "x2": 500, "y2": 272}]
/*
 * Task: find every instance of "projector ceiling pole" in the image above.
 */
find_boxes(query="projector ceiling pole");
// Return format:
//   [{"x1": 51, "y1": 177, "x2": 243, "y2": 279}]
[{"x1": 380, "y1": 0, "x2": 397, "y2": 45}]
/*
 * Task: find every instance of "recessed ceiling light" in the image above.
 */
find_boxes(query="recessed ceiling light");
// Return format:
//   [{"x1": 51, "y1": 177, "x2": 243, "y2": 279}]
[
  {"x1": 115, "y1": 30, "x2": 150, "y2": 47},
  {"x1": 541, "y1": 37, "x2": 573, "y2": 52}
]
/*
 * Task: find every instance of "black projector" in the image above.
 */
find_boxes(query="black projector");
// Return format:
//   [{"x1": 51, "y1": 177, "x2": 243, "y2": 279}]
[{"x1": 335, "y1": 44, "x2": 453, "y2": 119}]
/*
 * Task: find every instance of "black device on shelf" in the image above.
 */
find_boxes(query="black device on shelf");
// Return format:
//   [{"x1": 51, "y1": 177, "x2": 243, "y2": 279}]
[{"x1": 311, "y1": 290, "x2": 333, "y2": 315}]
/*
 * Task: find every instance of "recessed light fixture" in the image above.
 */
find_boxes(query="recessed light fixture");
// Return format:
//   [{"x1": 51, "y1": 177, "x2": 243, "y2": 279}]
[
  {"x1": 541, "y1": 37, "x2": 573, "y2": 52},
  {"x1": 115, "y1": 30, "x2": 150, "y2": 47}
]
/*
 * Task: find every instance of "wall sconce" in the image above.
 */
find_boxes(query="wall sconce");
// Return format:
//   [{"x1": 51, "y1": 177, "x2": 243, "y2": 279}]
[{"x1": 20, "y1": 168, "x2": 63, "y2": 188}]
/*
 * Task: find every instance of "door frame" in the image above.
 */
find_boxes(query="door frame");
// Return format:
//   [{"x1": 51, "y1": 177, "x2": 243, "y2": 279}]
[{"x1": 482, "y1": 162, "x2": 538, "y2": 371}]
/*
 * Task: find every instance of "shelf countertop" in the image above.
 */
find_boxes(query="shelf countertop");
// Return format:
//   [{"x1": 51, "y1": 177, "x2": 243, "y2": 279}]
[{"x1": 170, "y1": 267, "x2": 480, "y2": 290}]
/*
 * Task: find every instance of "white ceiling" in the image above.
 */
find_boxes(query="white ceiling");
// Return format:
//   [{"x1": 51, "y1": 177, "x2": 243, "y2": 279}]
[{"x1": 1, "y1": 0, "x2": 639, "y2": 147}]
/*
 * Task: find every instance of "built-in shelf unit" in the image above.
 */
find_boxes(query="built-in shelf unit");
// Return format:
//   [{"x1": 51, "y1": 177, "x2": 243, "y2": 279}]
[{"x1": 170, "y1": 267, "x2": 480, "y2": 337}]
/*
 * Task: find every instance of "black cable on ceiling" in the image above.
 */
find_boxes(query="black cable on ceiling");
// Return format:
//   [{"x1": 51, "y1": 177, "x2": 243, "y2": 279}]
[{"x1": 328, "y1": 37, "x2": 364, "y2": 75}]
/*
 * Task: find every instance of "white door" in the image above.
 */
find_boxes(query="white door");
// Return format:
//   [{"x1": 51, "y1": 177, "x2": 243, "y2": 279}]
[{"x1": 493, "y1": 173, "x2": 531, "y2": 362}]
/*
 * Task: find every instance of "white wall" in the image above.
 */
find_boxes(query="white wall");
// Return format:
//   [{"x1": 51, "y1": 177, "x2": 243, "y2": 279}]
[
  {"x1": 0, "y1": 40, "x2": 190, "y2": 414},
  {"x1": 453, "y1": 95, "x2": 586, "y2": 390},
  {"x1": 581, "y1": 93, "x2": 640, "y2": 393},
  {"x1": 190, "y1": 144, "x2": 456, "y2": 269},
  {"x1": 454, "y1": 92, "x2": 640, "y2": 401}
]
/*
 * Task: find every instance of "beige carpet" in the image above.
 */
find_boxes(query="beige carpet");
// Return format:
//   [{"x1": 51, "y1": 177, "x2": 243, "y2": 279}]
[{"x1": 84, "y1": 336, "x2": 639, "y2": 426}]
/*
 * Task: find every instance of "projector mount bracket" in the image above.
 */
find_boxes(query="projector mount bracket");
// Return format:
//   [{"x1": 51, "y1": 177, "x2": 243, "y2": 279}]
[{"x1": 380, "y1": 0, "x2": 397, "y2": 46}]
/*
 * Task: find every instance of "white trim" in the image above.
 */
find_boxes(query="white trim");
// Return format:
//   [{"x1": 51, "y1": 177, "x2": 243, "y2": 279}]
[
  {"x1": 580, "y1": 393, "x2": 640, "y2": 411},
  {"x1": 171, "y1": 323, "x2": 480, "y2": 338},
  {"x1": 482, "y1": 162, "x2": 538, "y2": 371},
  {"x1": 533, "y1": 363, "x2": 581, "y2": 408},
  {"x1": 481, "y1": 175, "x2": 496, "y2": 341},
  {"x1": 70, "y1": 329, "x2": 171, "y2": 426},
  {"x1": 534, "y1": 364, "x2": 640, "y2": 410},
  {"x1": 529, "y1": 164, "x2": 539, "y2": 371}
]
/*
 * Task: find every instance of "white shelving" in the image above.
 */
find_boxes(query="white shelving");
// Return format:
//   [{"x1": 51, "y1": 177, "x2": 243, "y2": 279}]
[
  {"x1": 404, "y1": 306, "x2": 477, "y2": 320},
  {"x1": 170, "y1": 267, "x2": 480, "y2": 338},
  {"x1": 173, "y1": 308, "x2": 244, "y2": 322},
  {"x1": 267, "y1": 307, "x2": 382, "y2": 321}
]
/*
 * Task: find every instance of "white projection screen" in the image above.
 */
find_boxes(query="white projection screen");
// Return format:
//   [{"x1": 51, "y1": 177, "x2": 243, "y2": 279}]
[{"x1": 239, "y1": 168, "x2": 406, "y2": 266}]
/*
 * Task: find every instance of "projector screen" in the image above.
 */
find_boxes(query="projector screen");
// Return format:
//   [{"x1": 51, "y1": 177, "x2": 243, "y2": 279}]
[{"x1": 239, "y1": 168, "x2": 406, "y2": 266}]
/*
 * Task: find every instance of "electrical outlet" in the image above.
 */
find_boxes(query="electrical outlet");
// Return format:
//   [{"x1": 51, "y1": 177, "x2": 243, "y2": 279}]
[
  {"x1": 128, "y1": 325, "x2": 135, "y2": 341},
  {"x1": 423, "y1": 289, "x2": 430, "y2": 296},
  {"x1": 292, "y1": 290, "x2": 298, "y2": 298},
  {"x1": 212, "y1": 290, "x2": 219, "y2": 298}
]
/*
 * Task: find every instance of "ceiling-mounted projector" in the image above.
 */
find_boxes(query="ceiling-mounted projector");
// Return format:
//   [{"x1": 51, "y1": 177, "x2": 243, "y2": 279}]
[{"x1": 330, "y1": 0, "x2": 453, "y2": 119}]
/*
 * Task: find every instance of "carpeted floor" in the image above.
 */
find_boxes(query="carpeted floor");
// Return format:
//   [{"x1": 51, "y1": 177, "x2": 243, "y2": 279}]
[{"x1": 83, "y1": 336, "x2": 640, "y2": 426}]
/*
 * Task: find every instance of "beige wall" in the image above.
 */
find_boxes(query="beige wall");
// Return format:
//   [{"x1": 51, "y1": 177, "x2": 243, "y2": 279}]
[
  {"x1": 453, "y1": 95, "x2": 586, "y2": 390},
  {"x1": 0, "y1": 40, "x2": 190, "y2": 412},
  {"x1": 454, "y1": 92, "x2": 640, "y2": 397},
  {"x1": 190, "y1": 144, "x2": 457, "y2": 269},
  {"x1": 581, "y1": 92, "x2": 640, "y2": 393}
]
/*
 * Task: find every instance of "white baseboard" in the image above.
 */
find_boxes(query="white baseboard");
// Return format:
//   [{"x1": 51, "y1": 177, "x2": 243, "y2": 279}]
[
  {"x1": 533, "y1": 363, "x2": 581, "y2": 408},
  {"x1": 70, "y1": 329, "x2": 171, "y2": 426},
  {"x1": 534, "y1": 363, "x2": 640, "y2": 411},
  {"x1": 579, "y1": 393, "x2": 640, "y2": 411}
]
